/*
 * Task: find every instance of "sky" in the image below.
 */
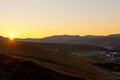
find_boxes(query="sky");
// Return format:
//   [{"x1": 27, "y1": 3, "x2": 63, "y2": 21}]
[{"x1": 0, "y1": 0, "x2": 120, "y2": 38}]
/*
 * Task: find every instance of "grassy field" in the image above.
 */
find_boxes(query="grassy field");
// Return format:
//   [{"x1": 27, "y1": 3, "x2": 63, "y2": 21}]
[
  {"x1": 32, "y1": 43, "x2": 109, "y2": 57},
  {"x1": 0, "y1": 40, "x2": 119, "y2": 80}
]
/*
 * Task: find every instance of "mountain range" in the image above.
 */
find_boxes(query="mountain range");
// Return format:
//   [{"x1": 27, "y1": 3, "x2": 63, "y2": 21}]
[{"x1": 16, "y1": 34, "x2": 120, "y2": 48}]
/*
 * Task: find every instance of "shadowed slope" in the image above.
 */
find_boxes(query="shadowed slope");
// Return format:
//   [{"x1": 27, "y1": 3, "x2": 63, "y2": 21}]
[{"x1": 0, "y1": 55, "x2": 85, "y2": 80}]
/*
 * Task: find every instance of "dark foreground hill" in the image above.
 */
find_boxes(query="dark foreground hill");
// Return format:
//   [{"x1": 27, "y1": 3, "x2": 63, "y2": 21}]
[
  {"x1": 0, "y1": 40, "x2": 118, "y2": 80},
  {"x1": 0, "y1": 55, "x2": 83, "y2": 80}
]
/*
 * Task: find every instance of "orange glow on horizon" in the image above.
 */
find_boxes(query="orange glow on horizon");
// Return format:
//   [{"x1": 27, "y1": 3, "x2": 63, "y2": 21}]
[
  {"x1": 9, "y1": 35, "x2": 15, "y2": 41},
  {"x1": 0, "y1": 0, "x2": 119, "y2": 38}
]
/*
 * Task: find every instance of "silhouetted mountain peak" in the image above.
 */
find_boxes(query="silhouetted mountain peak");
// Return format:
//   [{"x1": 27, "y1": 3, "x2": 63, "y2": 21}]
[
  {"x1": 47, "y1": 35, "x2": 81, "y2": 38},
  {"x1": 83, "y1": 35, "x2": 105, "y2": 38},
  {"x1": 108, "y1": 34, "x2": 120, "y2": 37}
]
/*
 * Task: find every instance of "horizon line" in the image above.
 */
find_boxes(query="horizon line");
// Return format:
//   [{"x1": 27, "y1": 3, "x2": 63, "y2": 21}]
[{"x1": 1, "y1": 33, "x2": 120, "y2": 39}]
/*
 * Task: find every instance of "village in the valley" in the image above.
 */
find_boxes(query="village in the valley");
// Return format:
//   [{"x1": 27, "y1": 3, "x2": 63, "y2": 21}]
[{"x1": 98, "y1": 47, "x2": 120, "y2": 62}]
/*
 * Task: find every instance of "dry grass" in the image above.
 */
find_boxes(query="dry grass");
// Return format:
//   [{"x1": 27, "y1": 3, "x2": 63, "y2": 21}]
[{"x1": 0, "y1": 40, "x2": 118, "y2": 80}]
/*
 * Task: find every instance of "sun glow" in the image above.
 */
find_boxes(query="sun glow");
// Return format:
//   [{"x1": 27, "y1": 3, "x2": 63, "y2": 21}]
[{"x1": 9, "y1": 35, "x2": 15, "y2": 40}]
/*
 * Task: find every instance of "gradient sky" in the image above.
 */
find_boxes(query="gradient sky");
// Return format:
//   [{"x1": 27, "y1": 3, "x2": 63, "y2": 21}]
[{"x1": 0, "y1": 0, "x2": 120, "y2": 38}]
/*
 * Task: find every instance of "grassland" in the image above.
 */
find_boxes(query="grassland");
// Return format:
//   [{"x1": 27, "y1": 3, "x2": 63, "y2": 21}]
[
  {"x1": 32, "y1": 43, "x2": 109, "y2": 57},
  {"x1": 0, "y1": 40, "x2": 119, "y2": 80}
]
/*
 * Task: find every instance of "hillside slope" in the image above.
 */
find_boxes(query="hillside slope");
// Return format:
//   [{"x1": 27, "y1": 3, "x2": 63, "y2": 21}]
[
  {"x1": 0, "y1": 40, "x2": 118, "y2": 80},
  {"x1": 33, "y1": 43, "x2": 109, "y2": 57},
  {"x1": 0, "y1": 55, "x2": 83, "y2": 80}
]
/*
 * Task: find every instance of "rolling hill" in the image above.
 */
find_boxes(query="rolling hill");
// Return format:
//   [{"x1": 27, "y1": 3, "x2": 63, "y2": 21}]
[
  {"x1": 0, "y1": 54, "x2": 82, "y2": 80},
  {"x1": 0, "y1": 40, "x2": 118, "y2": 80},
  {"x1": 33, "y1": 43, "x2": 109, "y2": 57}
]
